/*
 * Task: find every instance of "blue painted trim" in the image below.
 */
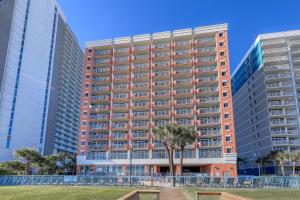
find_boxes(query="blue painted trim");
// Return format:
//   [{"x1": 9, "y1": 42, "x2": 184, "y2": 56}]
[{"x1": 6, "y1": 0, "x2": 31, "y2": 148}]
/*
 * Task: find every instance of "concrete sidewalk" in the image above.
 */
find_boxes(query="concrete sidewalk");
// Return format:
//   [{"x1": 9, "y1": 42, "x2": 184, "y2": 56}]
[{"x1": 159, "y1": 188, "x2": 188, "y2": 200}]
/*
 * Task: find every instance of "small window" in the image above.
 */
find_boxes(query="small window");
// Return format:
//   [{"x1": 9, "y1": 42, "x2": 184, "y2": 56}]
[
  {"x1": 219, "y1": 42, "x2": 224, "y2": 47},
  {"x1": 85, "y1": 83, "x2": 89, "y2": 88},
  {"x1": 225, "y1": 136, "x2": 231, "y2": 142},
  {"x1": 83, "y1": 111, "x2": 88, "y2": 116},
  {"x1": 84, "y1": 101, "x2": 88, "y2": 107},
  {"x1": 82, "y1": 121, "x2": 87, "y2": 126},
  {"x1": 224, "y1": 113, "x2": 229, "y2": 119},
  {"x1": 86, "y1": 66, "x2": 90, "y2": 70},
  {"x1": 221, "y1": 71, "x2": 226, "y2": 76},
  {"x1": 82, "y1": 131, "x2": 86, "y2": 135},
  {"x1": 84, "y1": 93, "x2": 89, "y2": 97},
  {"x1": 221, "y1": 61, "x2": 226, "y2": 66},
  {"x1": 222, "y1": 81, "x2": 227, "y2": 87},
  {"x1": 220, "y1": 51, "x2": 225, "y2": 57},
  {"x1": 225, "y1": 124, "x2": 230, "y2": 131},
  {"x1": 88, "y1": 49, "x2": 92, "y2": 53},
  {"x1": 80, "y1": 151, "x2": 85, "y2": 156},
  {"x1": 219, "y1": 32, "x2": 224, "y2": 37},
  {"x1": 224, "y1": 102, "x2": 229, "y2": 108},
  {"x1": 81, "y1": 141, "x2": 86, "y2": 145},
  {"x1": 86, "y1": 75, "x2": 90, "y2": 79},
  {"x1": 87, "y1": 57, "x2": 91, "y2": 61},
  {"x1": 222, "y1": 92, "x2": 228, "y2": 97},
  {"x1": 226, "y1": 147, "x2": 232, "y2": 153}
]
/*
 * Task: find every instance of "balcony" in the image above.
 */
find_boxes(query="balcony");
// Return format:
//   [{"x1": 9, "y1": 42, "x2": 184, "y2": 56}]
[
  {"x1": 199, "y1": 97, "x2": 220, "y2": 106},
  {"x1": 153, "y1": 43, "x2": 170, "y2": 51},
  {"x1": 199, "y1": 130, "x2": 221, "y2": 137},
  {"x1": 89, "y1": 134, "x2": 109, "y2": 141},
  {"x1": 114, "y1": 56, "x2": 130, "y2": 64},
  {"x1": 263, "y1": 47, "x2": 288, "y2": 54},
  {"x1": 110, "y1": 133, "x2": 127, "y2": 140},
  {"x1": 270, "y1": 119, "x2": 298, "y2": 127},
  {"x1": 267, "y1": 91, "x2": 294, "y2": 99},
  {"x1": 268, "y1": 100, "x2": 295, "y2": 107},
  {"x1": 199, "y1": 119, "x2": 220, "y2": 127},
  {"x1": 266, "y1": 82, "x2": 293, "y2": 90},
  {"x1": 94, "y1": 49, "x2": 112, "y2": 58},
  {"x1": 89, "y1": 144, "x2": 108, "y2": 151},
  {"x1": 269, "y1": 110, "x2": 297, "y2": 117},
  {"x1": 133, "y1": 45, "x2": 150, "y2": 53},
  {"x1": 195, "y1": 46, "x2": 216, "y2": 56},
  {"x1": 194, "y1": 37, "x2": 216, "y2": 46},
  {"x1": 197, "y1": 86, "x2": 219, "y2": 96},
  {"x1": 261, "y1": 39, "x2": 286, "y2": 47},
  {"x1": 132, "y1": 131, "x2": 148, "y2": 140},
  {"x1": 114, "y1": 47, "x2": 130, "y2": 55},
  {"x1": 264, "y1": 64, "x2": 290, "y2": 72},
  {"x1": 199, "y1": 107, "x2": 220, "y2": 116},
  {"x1": 273, "y1": 140, "x2": 298, "y2": 146},
  {"x1": 271, "y1": 129, "x2": 299, "y2": 137},
  {"x1": 290, "y1": 40, "x2": 300, "y2": 47},
  {"x1": 132, "y1": 143, "x2": 148, "y2": 150},
  {"x1": 173, "y1": 59, "x2": 192, "y2": 68},
  {"x1": 173, "y1": 40, "x2": 191, "y2": 49},
  {"x1": 265, "y1": 73, "x2": 291, "y2": 81},
  {"x1": 110, "y1": 143, "x2": 128, "y2": 151},
  {"x1": 199, "y1": 141, "x2": 222, "y2": 148},
  {"x1": 195, "y1": 57, "x2": 217, "y2": 66},
  {"x1": 197, "y1": 65, "x2": 218, "y2": 75},
  {"x1": 264, "y1": 56, "x2": 289, "y2": 65},
  {"x1": 293, "y1": 57, "x2": 300, "y2": 64},
  {"x1": 133, "y1": 54, "x2": 150, "y2": 63},
  {"x1": 173, "y1": 50, "x2": 192, "y2": 59},
  {"x1": 152, "y1": 51, "x2": 170, "y2": 61},
  {"x1": 197, "y1": 77, "x2": 218, "y2": 86}
]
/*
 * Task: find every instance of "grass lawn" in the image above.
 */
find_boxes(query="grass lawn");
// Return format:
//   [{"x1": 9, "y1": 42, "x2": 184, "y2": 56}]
[
  {"x1": 182, "y1": 188, "x2": 300, "y2": 200},
  {"x1": 0, "y1": 186, "x2": 135, "y2": 200}
]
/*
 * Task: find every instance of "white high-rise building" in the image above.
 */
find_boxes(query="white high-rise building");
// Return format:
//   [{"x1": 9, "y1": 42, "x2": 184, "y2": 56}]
[{"x1": 0, "y1": 0, "x2": 83, "y2": 161}]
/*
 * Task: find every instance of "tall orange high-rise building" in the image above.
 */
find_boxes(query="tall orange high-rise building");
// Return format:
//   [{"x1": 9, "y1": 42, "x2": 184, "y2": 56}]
[{"x1": 77, "y1": 23, "x2": 237, "y2": 176}]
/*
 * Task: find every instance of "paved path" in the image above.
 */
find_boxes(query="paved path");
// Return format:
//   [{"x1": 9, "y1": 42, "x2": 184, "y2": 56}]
[{"x1": 159, "y1": 188, "x2": 188, "y2": 200}]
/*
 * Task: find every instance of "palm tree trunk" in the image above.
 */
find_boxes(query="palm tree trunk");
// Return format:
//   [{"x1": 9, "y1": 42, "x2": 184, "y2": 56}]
[
  {"x1": 293, "y1": 161, "x2": 296, "y2": 176},
  {"x1": 180, "y1": 147, "x2": 184, "y2": 176},
  {"x1": 280, "y1": 161, "x2": 285, "y2": 176}
]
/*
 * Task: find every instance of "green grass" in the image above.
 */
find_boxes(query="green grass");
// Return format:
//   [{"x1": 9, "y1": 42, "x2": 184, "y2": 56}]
[
  {"x1": 0, "y1": 186, "x2": 134, "y2": 200},
  {"x1": 182, "y1": 188, "x2": 300, "y2": 200}
]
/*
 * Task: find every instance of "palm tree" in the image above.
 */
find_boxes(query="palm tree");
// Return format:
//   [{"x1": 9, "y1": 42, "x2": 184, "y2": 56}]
[
  {"x1": 153, "y1": 124, "x2": 177, "y2": 178},
  {"x1": 256, "y1": 157, "x2": 264, "y2": 176},
  {"x1": 15, "y1": 148, "x2": 43, "y2": 175},
  {"x1": 275, "y1": 151, "x2": 289, "y2": 176},
  {"x1": 174, "y1": 126, "x2": 196, "y2": 176},
  {"x1": 0, "y1": 161, "x2": 26, "y2": 175},
  {"x1": 288, "y1": 151, "x2": 300, "y2": 176}
]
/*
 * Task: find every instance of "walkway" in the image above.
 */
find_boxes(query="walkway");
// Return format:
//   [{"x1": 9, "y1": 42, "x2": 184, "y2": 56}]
[{"x1": 159, "y1": 188, "x2": 188, "y2": 200}]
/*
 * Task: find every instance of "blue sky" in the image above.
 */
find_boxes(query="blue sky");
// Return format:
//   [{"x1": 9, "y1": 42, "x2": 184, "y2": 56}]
[{"x1": 59, "y1": 0, "x2": 300, "y2": 73}]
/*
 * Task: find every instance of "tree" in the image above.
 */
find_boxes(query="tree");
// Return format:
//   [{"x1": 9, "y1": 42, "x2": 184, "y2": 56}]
[
  {"x1": 288, "y1": 151, "x2": 300, "y2": 176},
  {"x1": 153, "y1": 124, "x2": 178, "y2": 186},
  {"x1": 275, "y1": 151, "x2": 289, "y2": 176},
  {"x1": 174, "y1": 126, "x2": 196, "y2": 176},
  {"x1": 15, "y1": 148, "x2": 43, "y2": 175},
  {"x1": 0, "y1": 161, "x2": 26, "y2": 175},
  {"x1": 56, "y1": 153, "x2": 76, "y2": 175}
]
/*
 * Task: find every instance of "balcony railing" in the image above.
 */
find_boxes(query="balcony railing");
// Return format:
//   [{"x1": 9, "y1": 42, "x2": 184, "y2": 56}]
[
  {"x1": 261, "y1": 39, "x2": 286, "y2": 46},
  {"x1": 273, "y1": 140, "x2": 297, "y2": 145},
  {"x1": 265, "y1": 65, "x2": 290, "y2": 71},
  {"x1": 271, "y1": 130, "x2": 298, "y2": 135},
  {"x1": 263, "y1": 47, "x2": 288, "y2": 54},
  {"x1": 264, "y1": 56, "x2": 289, "y2": 62}
]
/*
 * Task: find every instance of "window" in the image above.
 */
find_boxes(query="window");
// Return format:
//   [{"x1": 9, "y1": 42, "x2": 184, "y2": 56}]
[
  {"x1": 221, "y1": 71, "x2": 226, "y2": 76},
  {"x1": 82, "y1": 121, "x2": 87, "y2": 126},
  {"x1": 87, "y1": 57, "x2": 91, "y2": 61},
  {"x1": 225, "y1": 136, "x2": 231, "y2": 142},
  {"x1": 86, "y1": 66, "x2": 90, "y2": 70},
  {"x1": 222, "y1": 81, "x2": 227, "y2": 87},
  {"x1": 82, "y1": 131, "x2": 86, "y2": 135},
  {"x1": 222, "y1": 92, "x2": 228, "y2": 97},
  {"x1": 84, "y1": 101, "x2": 88, "y2": 107},
  {"x1": 88, "y1": 49, "x2": 92, "y2": 53},
  {"x1": 224, "y1": 102, "x2": 229, "y2": 108},
  {"x1": 219, "y1": 32, "x2": 224, "y2": 37},
  {"x1": 81, "y1": 141, "x2": 85, "y2": 145},
  {"x1": 86, "y1": 75, "x2": 90, "y2": 79},
  {"x1": 219, "y1": 42, "x2": 224, "y2": 47},
  {"x1": 225, "y1": 125, "x2": 230, "y2": 131},
  {"x1": 84, "y1": 93, "x2": 89, "y2": 97},
  {"x1": 85, "y1": 83, "x2": 89, "y2": 88},
  {"x1": 83, "y1": 111, "x2": 88, "y2": 116},
  {"x1": 226, "y1": 147, "x2": 232, "y2": 153},
  {"x1": 221, "y1": 61, "x2": 226, "y2": 66},
  {"x1": 220, "y1": 51, "x2": 225, "y2": 57},
  {"x1": 224, "y1": 113, "x2": 229, "y2": 119}
]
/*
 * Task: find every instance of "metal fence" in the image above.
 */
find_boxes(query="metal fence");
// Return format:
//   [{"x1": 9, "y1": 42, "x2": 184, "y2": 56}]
[{"x1": 0, "y1": 175, "x2": 300, "y2": 188}]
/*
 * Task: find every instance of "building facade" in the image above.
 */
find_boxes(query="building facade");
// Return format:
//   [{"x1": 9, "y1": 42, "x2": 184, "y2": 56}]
[
  {"x1": 231, "y1": 30, "x2": 300, "y2": 175},
  {"x1": 0, "y1": 0, "x2": 83, "y2": 161},
  {"x1": 77, "y1": 24, "x2": 237, "y2": 176}
]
